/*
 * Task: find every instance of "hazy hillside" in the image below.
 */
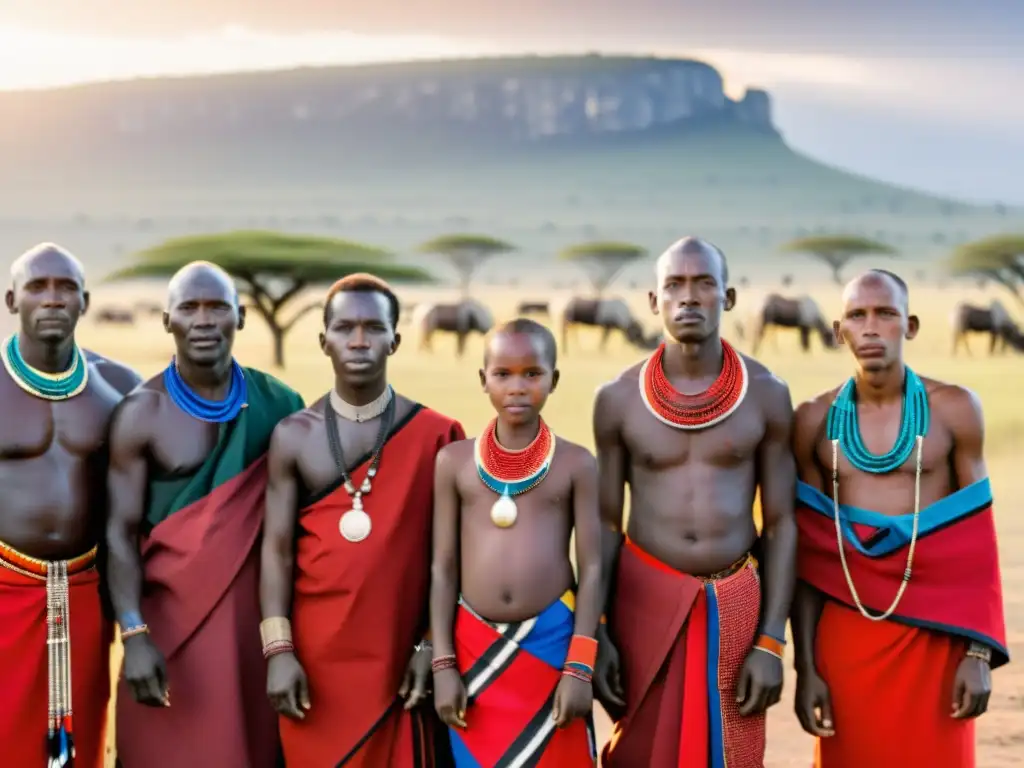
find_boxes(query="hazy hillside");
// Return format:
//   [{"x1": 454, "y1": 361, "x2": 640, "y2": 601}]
[{"x1": 1, "y1": 55, "x2": 1020, "y2": 285}]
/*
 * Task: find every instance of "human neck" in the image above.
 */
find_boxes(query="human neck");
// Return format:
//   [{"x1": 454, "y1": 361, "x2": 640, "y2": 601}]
[
  {"x1": 18, "y1": 334, "x2": 75, "y2": 374},
  {"x1": 853, "y1": 362, "x2": 906, "y2": 405},
  {"x1": 176, "y1": 355, "x2": 233, "y2": 399},
  {"x1": 334, "y1": 375, "x2": 388, "y2": 407},
  {"x1": 662, "y1": 335, "x2": 723, "y2": 379},
  {"x1": 494, "y1": 415, "x2": 541, "y2": 451}
]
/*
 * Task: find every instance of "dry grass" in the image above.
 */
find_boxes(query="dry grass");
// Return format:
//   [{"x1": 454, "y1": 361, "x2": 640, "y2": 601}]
[{"x1": 89, "y1": 282, "x2": 1023, "y2": 767}]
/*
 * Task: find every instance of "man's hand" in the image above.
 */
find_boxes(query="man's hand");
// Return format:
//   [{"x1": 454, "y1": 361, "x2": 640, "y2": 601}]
[
  {"x1": 736, "y1": 648, "x2": 783, "y2": 716},
  {"x1": 552, "y1": 674, "x2": 593, "y2": 728},
  {"x1": 122, "y1": 634, "x2": 170, "y2": 707},
  {"x1": 593, "y1": 627, "x2": 626, "y2": 720},
  {"x1": 794, "y1": 667, "x2": 834, "y2": 737},
  {"x1": 399, "y1": 644, "x2": 432, "y2": 711},
  {"x1": 952, "y1": 656, "x2": 991, "y2": 719},
  {"x1": 267, "y1": 652, "x2": 311, "y2": 720},
  {"x1": 434, "y1": 668, "x2": 468, "y2": 729}
]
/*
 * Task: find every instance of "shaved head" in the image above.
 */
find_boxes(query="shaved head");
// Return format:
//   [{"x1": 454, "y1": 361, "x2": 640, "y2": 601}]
[
  {"x1": 10, "y1": 243, "x2": 85, "y2": 289},
  {"x1": 484, "y1": 317, "x2": 558, "y2": 369},
  {"x1": 166, "y1": 261, "x2": 238, "y2": 308},
  {"x1": 843, "y1": 269, "x2": 908, "y2": 313},
  {"x1": 656, "y1": 237, "x2": 729, "y2": 285}
]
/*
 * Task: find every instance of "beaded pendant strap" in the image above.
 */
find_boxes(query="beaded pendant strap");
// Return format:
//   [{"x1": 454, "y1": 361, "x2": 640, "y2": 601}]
[{"x1": 1, "y1": 334, "x2": 88, "y2": 400}]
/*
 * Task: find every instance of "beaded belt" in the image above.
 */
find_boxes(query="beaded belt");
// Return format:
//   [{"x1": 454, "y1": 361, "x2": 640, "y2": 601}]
[
  {"x1": 698, "y1": 552, "x2": 755, "y2": 583},
  {"x1": 0, "y1": 541, "x2": 97, "y2": 766}
]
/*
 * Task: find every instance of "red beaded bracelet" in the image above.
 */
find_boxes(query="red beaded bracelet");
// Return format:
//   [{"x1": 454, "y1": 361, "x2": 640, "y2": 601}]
[
  {"x1": 566, "y1": 634, "x2": 598, "y2": 670},
  {"x1": 431, "y1": 655, "x2": 458, "y2": 673}
]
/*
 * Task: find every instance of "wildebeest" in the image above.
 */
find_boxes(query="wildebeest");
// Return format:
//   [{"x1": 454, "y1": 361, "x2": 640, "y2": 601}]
[
  {"x1": 749, "y1": 294, "x2": 836, "y2": 355},
  {"x1": 559, "y1": 297, "x2": 656, "y2": 354},
  {"x1": 515, "y1": 300, "x2": 550, "y2": 317},
  {"x1": 94, "y1": 307, "x2": 136, "y2": 325},
  {"x1": 411, "y1": 299, "x2": 494, "y2": 357},
  {"x1": 950, "y1": 300, "x2": 1019, "y2": 355}
]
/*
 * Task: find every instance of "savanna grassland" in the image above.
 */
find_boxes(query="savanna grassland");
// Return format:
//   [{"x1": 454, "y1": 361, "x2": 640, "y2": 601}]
[{"x1": 89, "y1": 282, "x2": 1023, "y2": 767}]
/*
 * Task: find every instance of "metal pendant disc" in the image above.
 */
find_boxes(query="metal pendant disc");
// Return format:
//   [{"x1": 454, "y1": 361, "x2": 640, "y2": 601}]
[
  {"x1": 490, "y1": 495, "x2": 518, "y2": 528},
  {"x1": 339, "y1": 509, "x2": 372, "y2": 542}
]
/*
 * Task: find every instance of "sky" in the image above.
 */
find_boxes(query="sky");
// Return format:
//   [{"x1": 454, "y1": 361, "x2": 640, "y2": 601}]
[{"x1": 2, "y1": 0, "x2": 1022, "y2": 204}]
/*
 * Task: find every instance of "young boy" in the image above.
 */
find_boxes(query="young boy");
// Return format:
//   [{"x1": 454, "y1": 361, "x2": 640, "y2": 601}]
[{"x1": 429, "y1": 318, "x2": 602, "y2": 767}]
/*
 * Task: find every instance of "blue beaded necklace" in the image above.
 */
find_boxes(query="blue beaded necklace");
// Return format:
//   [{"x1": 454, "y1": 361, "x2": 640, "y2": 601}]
[
  {"x1": 163, "y1": 357, "x2": 247, "y2": 423},
  {"x1": 826, "y1": 366, "x2": 929, "y2": 474},
  {"x1": 1, "y1": 333, "x2": 88, "y2": 400}
]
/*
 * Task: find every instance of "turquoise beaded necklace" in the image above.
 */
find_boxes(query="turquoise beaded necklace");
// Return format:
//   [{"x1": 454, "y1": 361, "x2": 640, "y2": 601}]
[
  {"x1": 0, "y1": 334, "x2": 88, "y2": 400},
  {"x1": 826, "y1": 366, "x2": 929, "y2": 474}
]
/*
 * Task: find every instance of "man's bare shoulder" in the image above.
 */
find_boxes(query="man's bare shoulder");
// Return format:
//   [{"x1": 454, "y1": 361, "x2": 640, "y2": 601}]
[
  {"x1": 267, "y1": 404, "x2": 323, "y2": 463},
  {"x1": 84, "y1": 349, "x2": 143, "y2": 396},
  {"x1": 794, "y1": 386, "x2": 841, "y2": 433},
  {"x1": 922, "y1": 377, "x2": 984, "y2": 433},
  {"x1": 594, "y1": 361, "x2": 643, "y2": 411},
  {"x1": 741, "y1": 354, "x2": 791, "y2": 401}
]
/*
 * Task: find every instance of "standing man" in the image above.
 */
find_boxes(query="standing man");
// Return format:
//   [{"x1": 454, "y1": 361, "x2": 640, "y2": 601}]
[
  {"x1": 0, "y1": 243, "x2": 141, "y2": 767},
  {"x1": 593, "y1": 237, "x2": 798, "y2": 767},
  {"x1": 260, "y1": 274, "x2": 464, "y2": 767},
  {"x1": 106, "y1": 261, "x2": 304, "y2": 768},
  {"x1": 792, "y1": 270, "x2": 1008, "y2": 768}
]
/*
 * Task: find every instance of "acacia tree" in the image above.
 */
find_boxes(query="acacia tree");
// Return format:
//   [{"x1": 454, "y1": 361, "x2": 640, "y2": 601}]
[
  {"x1": 947, "y1": 234, "x2": 1024, "y2": 306},
  {"x1": 417, "y1": 234, "x2": 515, "y2": 297},
  {"x1": 558, "y1": 241, "x2": 647, "y2": 297},
  {"x1": 105, "y1": 230, "x2": 432, "y2": 367},
  {"x1": 780, "y1": 235, "x2": 897, "y2": 285}
]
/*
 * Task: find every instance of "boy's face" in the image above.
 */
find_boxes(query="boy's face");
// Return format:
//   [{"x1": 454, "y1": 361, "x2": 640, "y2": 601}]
[{"x1": 479, "y1": 332, "x2": 558, "y2": 426}]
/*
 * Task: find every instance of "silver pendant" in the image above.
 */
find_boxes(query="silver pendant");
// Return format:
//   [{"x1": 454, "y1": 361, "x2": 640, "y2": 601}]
[
  {"x1": 490, "y1": 494, "x2": 518, "y2": 528},
  {"x1": 339, "y1": 509, "x2": 372, "y2": 542}
]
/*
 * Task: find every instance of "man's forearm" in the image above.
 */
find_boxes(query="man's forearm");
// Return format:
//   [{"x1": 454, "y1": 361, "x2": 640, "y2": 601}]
[
  {"x1": 258, "y1": 544, "x2": 294, "y2": 620},
  {"x1": 597, "y1": 527, "x2": 624, "y2": 614},
  {"x1": 791, "y1": 580, "x2": 825, "y2": 673},
  {"x1": 758, "y1": 514, "x2": 798, "y2": 641},
  {"x1": 106, "y1": 527, "x2": 145, "y2": 627}
]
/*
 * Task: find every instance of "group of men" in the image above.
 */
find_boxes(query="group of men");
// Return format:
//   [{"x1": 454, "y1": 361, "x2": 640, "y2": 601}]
[{"x1": 0, "y1": 237, "x2": 1006, "y2": 768}]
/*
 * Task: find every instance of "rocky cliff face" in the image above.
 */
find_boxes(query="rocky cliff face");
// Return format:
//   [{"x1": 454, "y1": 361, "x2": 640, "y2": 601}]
[{"x1": 1, "y1": 55, "x2": 776, "y2": 161}]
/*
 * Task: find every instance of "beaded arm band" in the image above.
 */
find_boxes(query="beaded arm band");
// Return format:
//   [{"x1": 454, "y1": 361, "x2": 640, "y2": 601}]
[
  {"x1": 118, "y1": 611, "x2": 149, "y2": 640},
  {"x1": 562, "y1": 634, "x2": 598, "y2": 683},
  {"x1": 260, "y1": 617, "x2": 295, "y2": 659},
  {"x1": 753, "y1": 632, "x2": 786, "y2": 660}
]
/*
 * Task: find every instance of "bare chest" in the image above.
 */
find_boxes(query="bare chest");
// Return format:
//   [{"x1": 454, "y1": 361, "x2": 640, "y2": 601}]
[
  {"x1": 148, "y1": 405, "x2": 223, "y2": 477},
  {"x1": 819, "y1": 422, "x2": 953, "y2": 483},
  {"x1": 622, "y1": 396, "x2": 765, "y2": 471},
  {"x1": 0, "y1": 379, "x2": 116, "y2": 459},
  {"x1": 458, "y1": 458, "x2": 573, "y2": 514},
  {"x1": 297, "y1": 418, "x2": 399, "y2": 495}
]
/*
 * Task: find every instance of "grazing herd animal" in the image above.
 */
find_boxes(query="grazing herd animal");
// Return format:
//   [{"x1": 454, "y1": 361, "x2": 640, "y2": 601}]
[
  {"x1": 411, "y1": 299, "x2": 495, "y2": 357},
  {"x1": 950, "y1": 300, "x2": 1020, "y2": 356},
  {"x1": 559, "y1": 297, "x2": 661, "y2": 354},
  {"x1": 748, "y1": 294, "x2": 837, "y2": 355}
]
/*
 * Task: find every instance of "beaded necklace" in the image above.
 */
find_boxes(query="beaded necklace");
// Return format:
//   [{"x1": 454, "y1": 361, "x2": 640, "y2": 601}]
[
  {"x1": 1, "y1": 334, "x2": 88, "y2": 400},
  {"x1": 163, "y1": 357, "x2": 248, "y2": 423},
  {"x1": 826, "y1": 367, "x2": 930, "y2": 474},
  {"x1": 474, "y1": 417, "x2": 556, "y2": 528},
  {"x1": 639, "y1": 340, "x2": 748, "y2": 430},
  {"x1": 827, "y1": 367, "x2": 930, "y2": 621}
]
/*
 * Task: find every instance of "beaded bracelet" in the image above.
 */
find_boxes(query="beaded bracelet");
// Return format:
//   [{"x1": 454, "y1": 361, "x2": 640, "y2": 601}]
[
  {"x1": 966, "y1": 642, "x2": 992, "y2": 664},
  {"x1": 566, "y1": 634, "x2": 599, "y2": 670},
  {"x1": 120, "y1": 623, "x2": 149, "y2": 640},
  {"x1": 562, "y1": 668, "x2": 593, "y2": 685},
  {"x1": 431, "y1": 655, "x2": 458, "y2": 673},
  {"x1": 263, "y1": 640, "x2": 295, "y2": 659},
  {"x1": 753, "y1": 633, "x2": 785, "y2": 660}
]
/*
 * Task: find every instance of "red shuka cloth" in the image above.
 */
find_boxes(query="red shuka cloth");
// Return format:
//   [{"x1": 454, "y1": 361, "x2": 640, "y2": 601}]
[
  {"x1": 0, "y1": 554, "x2": 113, "y2": 768},
  {"x1": 280, "y1": 406, "x2": 464, "y2": 768},
  {"x1": 116, "y1": 459, "x2": 279, "y2": 768},
  {"x1": 601, "y1": 539, "x2": 765, "y2": 768}
]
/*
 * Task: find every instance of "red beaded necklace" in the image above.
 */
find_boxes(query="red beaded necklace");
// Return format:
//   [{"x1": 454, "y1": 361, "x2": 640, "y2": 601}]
[
  {"x1": 639, "y1": 339, "x2": 748, "y2": 430},
  {"x1": 477, "y1": 417, "x2": 554, "y2": 482}
]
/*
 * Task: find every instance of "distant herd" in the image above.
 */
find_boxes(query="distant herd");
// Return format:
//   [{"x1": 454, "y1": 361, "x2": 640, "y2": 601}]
[{"x1": 92, "y1": 292, "x2": 1024, "y2": 357}]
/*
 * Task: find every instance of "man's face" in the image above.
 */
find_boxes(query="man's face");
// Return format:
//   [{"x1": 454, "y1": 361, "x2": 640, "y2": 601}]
[
  {"x1": 834, "y1": 276, "x2": 918, "y2": 372},
  {"x1": 319, "y1": 291, "x2": 399, "y2": 386},
  {"x1": 163, "y1": 270, "x2": 244, "y2": 365},
  {"x1": 648, "y1": 246, "x2": 735, "y2": 343},
  {"x1": 478, "y1": 332, "x2": 558, "y2": 427},
  {"x1": 6, "y1": 252, "x2": 88, "y2": 344}
]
